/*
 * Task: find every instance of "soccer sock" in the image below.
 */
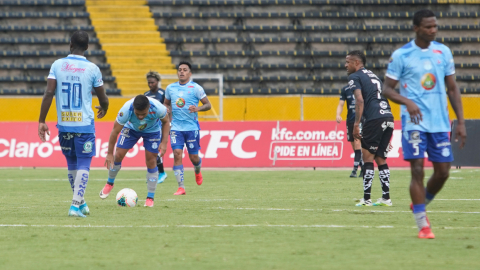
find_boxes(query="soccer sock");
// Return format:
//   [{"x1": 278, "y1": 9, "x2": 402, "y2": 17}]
[
  {"x1": 193, "y1": 158, "x2": 202, "y2": 174},
  {"x1": 353, "y1": 150, "x2": 362, "y2": 170},
  {"x1": 157, "y1": 155, "x2": 165, "y2": 174},
  {"x1": 67, "y1": 170, "x2": 77, "y2": 192},
  {"x1": 72, "y1": 157, "x2": 92, "y2": 206},
  {"x1": 173, "y1": 165, "x2": 185, "y2": 189},
  {"x1": 425, "y1": 189, "x2": 435, "y2": 205},
  {"x1": 146, "y1": 167, "x2": 159, "y2": 199},
  {"x1": 65, "y1": 155, "x2": 77, "y2": 193},
  {"x1": 363, "y1": 162, "x2": 375, "y2": 201},
  {"x1": 378, "y1": 164, "x2": 391, "y2": 200},
  {"x1": 107, "y1": 161, "x2": 122, "y2": 185},
  {"x1": 412, "y1": 204, "x2": 429, "y2": 231}
]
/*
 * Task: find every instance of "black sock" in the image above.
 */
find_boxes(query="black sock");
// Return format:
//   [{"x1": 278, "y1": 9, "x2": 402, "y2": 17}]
[
  {"x1": 157, "y1": 156, "x2": 165, "y2": 173},
  {"x1": 378, "y1": 164, "x2": 390, "y2": 200},
  {"x1": 353, "y1": 149, "x2": 362, "y2": 170},
  {"x1": 363, "y1": 162, "x2": 374, "y2": 201}
]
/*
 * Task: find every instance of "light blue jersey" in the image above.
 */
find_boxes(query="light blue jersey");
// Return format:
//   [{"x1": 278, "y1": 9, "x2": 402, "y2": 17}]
[
  {"x1": 48, "y1": 54, "x2": 103, "y2": 133},
  {"x1": 116, "y1": 97, "x2": 167, "y2": 133},
  {"x1": 165, "y1": 81, "x2": 207, "y2": 131},
  {"x1": 386, "y1": 40, "x2": 455, "y2": 133}
]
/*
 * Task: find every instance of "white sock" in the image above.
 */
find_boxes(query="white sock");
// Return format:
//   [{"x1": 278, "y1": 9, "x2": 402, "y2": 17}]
[{"x1": 72, "y1": 170, "x2": 89, "y2": 207}]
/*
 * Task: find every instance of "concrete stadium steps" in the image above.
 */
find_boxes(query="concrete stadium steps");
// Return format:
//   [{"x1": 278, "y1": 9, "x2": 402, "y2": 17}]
[{"x1": 86, "y1": 0, "x2": 175, "y2": 96}]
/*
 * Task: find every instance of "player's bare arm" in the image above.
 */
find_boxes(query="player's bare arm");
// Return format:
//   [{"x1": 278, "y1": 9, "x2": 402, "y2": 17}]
[
  {"x1": 188, "y1": 96, "x2": 212, "y2": 113},
  {"x1": 352, "y1": 89, "x2": 364, "y2": 140},
  {"x1": 336, "y1": 99, "x2": 345, "y2": 123},
  {"x1": 445, "y1": 75, "x2": 467, "y2": 148},
  {"x1": 38, "y1": 78, "x2": 56, "y2": 142},
  {"x1": 105, "y1": 121, "x2": 124, "y2": 169},
  {"x1": 159, "y1": 116, "x2": 171, "y2": 158},
  {"x1": 163, "y1": 98, "x2": 173, "y2": 121},
  {"x1": 94, "y1": 85, "x2": 109, "y2": 119},
  {"x1": 383, "y1": 77, "x2": 423, "y2": 124}
]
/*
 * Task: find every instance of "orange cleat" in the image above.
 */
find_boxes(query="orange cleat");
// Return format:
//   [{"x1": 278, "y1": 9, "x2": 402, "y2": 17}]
[
  {"x1": 174, "y1": 187, "x2": 186, "y2": 195},
  {"x1": 418, "y1": 226, "x2": 435, "y2": 239},
  {"x1": 99, "y1": 183, "x2": 114, "y2": 199},
  {"x1": 144, "y1": 198, "x2": 154, "y2": 207},
  {"x1": 195, "y1": 172, "x2": 203, "y2": 185}
]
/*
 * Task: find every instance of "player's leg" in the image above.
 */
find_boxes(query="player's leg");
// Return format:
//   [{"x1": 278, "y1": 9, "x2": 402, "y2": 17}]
[
  {"x1": 171, "y1": 130, "x2": 186, "y2": 195},
  {"x1": 354, "y1": 138, "x2": 364, "y2": 177},
  {"x1": 157, "y1": 129, "x2": 167, "y2": 184},
  {"x1": 348, "y1": 122, "x2": 361, "y2": 178},
  {"x1": 372, "y1": 120, "x2": 394, "y2": 206},
  {"x1": 186, "y1": 130, "x2": 203, "y2": 185},
  {"x1": 58, "y1": 133, "x2": 77, "y2": 192},
  {"x1": 142, "y1": 131, "x2": 161, "y2": 207}
]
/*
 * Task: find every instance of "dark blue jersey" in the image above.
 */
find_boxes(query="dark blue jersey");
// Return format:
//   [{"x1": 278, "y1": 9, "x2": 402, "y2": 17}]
[
  {"x1": 340, "y1": 85, "x2": 356, "y2": 124},
  {"x1": 144, "y1": 88, "x2": 166, "y2": 104}
]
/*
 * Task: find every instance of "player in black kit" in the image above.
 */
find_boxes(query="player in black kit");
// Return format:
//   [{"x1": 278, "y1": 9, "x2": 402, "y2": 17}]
[
  {"x1": 345, "y1": 51, "x2": 394, "y2": 207},
  {"x1": 336, "y1": 85, "x2": 364, "y2": 178},
  {"x1": 145, "y1": 70, "x2": 168, "y2": 184}
]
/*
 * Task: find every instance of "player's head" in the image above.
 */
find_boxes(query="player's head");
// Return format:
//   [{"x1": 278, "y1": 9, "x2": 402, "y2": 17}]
[
  {"x1": 70, "y1": 30, "x2": 89, "y2": 54},
  {"x1": 133, "y1": 95, "x2": 150, "y2": 120},
  {"x1": 146, "y1": 70, "x2": 161, "y2": 91},
  {"x1": 345, "y1": 50, "x2": 366, "y2": 75},
  {"x1": 177, "y1": 61, "x2": 192, "y2": 84},
  {"x1": 413, "y1": 9, "x2": 437, "y2": 43}
]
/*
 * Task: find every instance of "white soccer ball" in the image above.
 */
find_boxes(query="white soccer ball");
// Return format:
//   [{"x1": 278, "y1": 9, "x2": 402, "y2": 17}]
[{"x1": 116, "y1": 188, "x2": 138, "y2": 207}]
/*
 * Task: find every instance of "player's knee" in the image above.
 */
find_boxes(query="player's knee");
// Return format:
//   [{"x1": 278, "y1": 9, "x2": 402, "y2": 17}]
[{"x1": 434, "y1": 168, "x2": 449, "y2": 181}]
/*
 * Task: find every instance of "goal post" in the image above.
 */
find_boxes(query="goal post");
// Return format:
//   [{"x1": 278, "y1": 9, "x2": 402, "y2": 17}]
[{"x1": 159, "y1": 74, "x2": 224, "y2": 121}]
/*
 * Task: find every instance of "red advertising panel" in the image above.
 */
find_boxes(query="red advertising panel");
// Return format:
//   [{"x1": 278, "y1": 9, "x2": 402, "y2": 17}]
[{"x1": 0, "y1": 121, "x2": 430, "y2": 168}]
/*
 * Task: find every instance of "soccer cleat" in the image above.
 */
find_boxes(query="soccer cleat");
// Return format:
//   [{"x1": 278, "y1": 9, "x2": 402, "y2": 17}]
[
  {"x1": 195, "y1": 172, "x2": 203, "y2": 185},
  {"x1": 157, "y1": 172, "x2": 167, "y2": 184},
  {"x1": 144, "y1": 198, "x2": 154, "y2": 207},
  {"x1": 68, "y1": 205, "x2": 86, "y2": 218},
  {"x1": 174, "y1": 187, "x2": 186, "y2": 195},
  {"x1": 349, "y1": 170, "x2": 357, "y2": 178},
  {"x1": 373, "y1": 198, "x2": 392, "y2": 206},
  {"x1": 355, "y1": 198, "x2": 373, "y2": 206},
  {"x1": 79, "y1": 202, "x2": 90, "y2": 215},
  {"x1": 99, "y1": 183, "x2": 114, "y2": 199},
  {"x1": 418, "y1": 226, "x2": 435, "y2": 239}
]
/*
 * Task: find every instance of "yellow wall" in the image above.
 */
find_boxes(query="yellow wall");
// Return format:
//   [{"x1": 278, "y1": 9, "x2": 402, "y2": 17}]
[{"x1": 1, "y1": 95, "x2": 479, "y2": 122}]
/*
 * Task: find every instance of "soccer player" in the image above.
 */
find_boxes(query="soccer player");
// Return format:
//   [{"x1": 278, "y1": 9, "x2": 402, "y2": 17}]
[
  {"x1": 383, "y1": 9, "x2": 467, "y2": 239},
  {"x1": 38, "y1": 30, "x2": 109, "y2": 218},
  {"x1": 144, "y1": 70, "x2": 168, "y2": 184},
  {"x1": 346, "y1": 50, "x2": 394, "y2": 207},
  {"x1": 336, "y1": 85, "x2": 364, "y2": 178},
  {"x1": 99, "y1": 95, "x2": 170, "y2": 207},
  {"x1": 163, "y1": 61, "x2": 211, "y2": 195}
]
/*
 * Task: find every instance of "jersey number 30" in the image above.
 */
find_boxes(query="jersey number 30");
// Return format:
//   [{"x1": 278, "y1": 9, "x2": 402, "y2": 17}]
[{"x1": 61, "y1": 82, "x2": 82, "y2": 109}]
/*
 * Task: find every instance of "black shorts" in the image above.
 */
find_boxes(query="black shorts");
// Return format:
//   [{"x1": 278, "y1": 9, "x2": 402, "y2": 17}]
[
  {"x1": 361, "y1": 117, "x2": 394, "y2": 158},
  {"x1": 346, "y1": 122, "x2": 361, "y2": 142}
]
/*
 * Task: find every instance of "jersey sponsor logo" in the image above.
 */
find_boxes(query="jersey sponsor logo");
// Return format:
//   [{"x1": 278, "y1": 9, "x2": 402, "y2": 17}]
[
  {"x1": 437, "y1": 142, "x2": 451, "y2": 147},
  {"x1": 61, "y1": 62, "x2": 86, "y2": 73},
  {"x1": 389, "y1": 57, "x2": 393, "y2": 63},
  {"x1": 61, "y1": 111, "x2": 82, "y2": 122},
  {"x1": 149, "y1": 111, "x2": 155, "y2": 114},
  {"x1": 433, "y1": 49, "x2": 443, "y2": 54},
  {"x1": 379, "y1": 101, "x2": 388, "y2": 109},
  {"x1": 175, "y1": 97, "x2": 186, "y2": 108},
  {"x1": 119, "y1": 112, "x2": 123, "y2": 117},
  {"x1": 408, "y1": 131, "x2": 422, "y2": 143},
  {"x1": 83, "y1": 141, "x2": 93, "y2": 153},
  {"x1": 421, "y1": 73, "x2": 436, "y2": 90},
  {"x1": 188, "y1": 85, "x2": 194, "y2": 88},
  {"x1": 348, "y1": 80, "x2": 354, "y2": 86}
]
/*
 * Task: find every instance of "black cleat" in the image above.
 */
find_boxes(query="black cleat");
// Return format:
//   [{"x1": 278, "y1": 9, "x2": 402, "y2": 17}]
[{"x1": 350, "y1": 170, "x2": 357, "y2": 178}]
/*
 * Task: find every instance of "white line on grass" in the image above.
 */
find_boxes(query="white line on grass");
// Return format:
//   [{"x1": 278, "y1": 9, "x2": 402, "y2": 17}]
[{"x1": 210, "y1": 207, "x2": 480, "y2": 214}]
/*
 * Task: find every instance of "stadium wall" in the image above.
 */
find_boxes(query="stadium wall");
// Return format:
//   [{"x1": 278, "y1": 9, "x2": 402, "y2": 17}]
[{"x1": 1, "y1": 96, "x2": 479, "y2": 122}]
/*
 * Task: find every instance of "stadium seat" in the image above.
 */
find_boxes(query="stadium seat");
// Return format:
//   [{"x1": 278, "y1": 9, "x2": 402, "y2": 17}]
[
  {"x1": 0, "y1": 50, "x2": 105, "y2": 56},
  {"x1": 0, "y1": 12, "x2": 89, "y2": 18},
  {"x1": 0, "y1": 76, "x2": 116, "y2": 82},
  {"x1": 148, "y1": 0, "x2": 480, "y2": 6},
  {"x1": 0, "y1": 25, "x2": 94, "y2": 31},
  {"x1": 191, "y1": 75, "x2": 480, "y2": 82},
  {"x1": 0, "y1": 63, "x2": 110, "y2": 70},
  {"x1": 0, "y1": 38, "x2": 99, "y2": 44},
  {"x1": 0, "y1": 88, "x2": 121, "y2": 95},
  {"x1": 2, "y1": 0, "x2": 85, "y2": 5},
  {"x1": 189, "y1": 63, "x2": 480, "y2": 70}
]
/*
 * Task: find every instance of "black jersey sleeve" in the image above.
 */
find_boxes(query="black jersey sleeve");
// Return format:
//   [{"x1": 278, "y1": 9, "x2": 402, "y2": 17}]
[
  {"x1": 347, "y1": 73, "x2": 362, "y2": 92},
  {"x1": 340, "y1": 86, "x2": 347, "y2": 100}
]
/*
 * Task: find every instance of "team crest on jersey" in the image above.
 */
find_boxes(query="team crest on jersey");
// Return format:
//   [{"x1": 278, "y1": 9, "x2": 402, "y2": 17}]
[
  {"x1": 83, "y1": 141, "x2": 93, "y2": 153},
  {"x1": 138, "y1": 123, "x2": 147, "y2": 131},
  {"x1": 176, "y1": 97, "x2": 186, "y2": 108},
  {"x1": 379, "y1": 101, "x2": 388, "y2": 109},
  {"x1": 421, "y1": 73, "x2": 436, "y2": 90},
  {"x1": 119, "y1": 112, "x2": 123, "y2": 117},
  {"x1": 152, "y1": 142, "x2": 158, "y2": 149},
  {"x1": 348, "y1": 80, "x2": 354, "y2": 86}
]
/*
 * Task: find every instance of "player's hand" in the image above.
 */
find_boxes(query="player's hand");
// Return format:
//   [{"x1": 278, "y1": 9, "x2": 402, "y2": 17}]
[
  {"x1": 405, "y1": 100, "x2": 422, "y2": 124},
  {"x1": 336, "y1": 115, "x2": 342, "y2": 123},
  {"x1": 38, "y1": 123, "x2": 50, "y2": 142},
  {"x1": 105, "y1": 153, "x2": 114, "y2": 170},
  {"x1": 454, "y1": 122, "x2": 467, "y2": 149},
  {"x1": 158, "y1": 142, "x2": 167, "y2": 158},
  {"x1": 95, "y1": 106, "x2": 107, "y2": 119},
  {"x1": 188, "y1": 105, "x2": 198, "y2": 113},
  {"x1": 353, "y1": 124, "x2": 362, "y2": 140}
]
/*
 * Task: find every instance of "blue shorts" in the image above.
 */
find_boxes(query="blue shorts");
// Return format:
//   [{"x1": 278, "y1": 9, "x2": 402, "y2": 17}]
[
  {"x1": 117, "y1": 127, "x2": 161, "y2": 154},
  {"x1": 402, "y1": 131, "x2": 453, "y2": 163},
  {"x1": 170, "y1": 130, "x2": 201, "y2": 154},
  {"x1": 59, "y1": 132, "x2": 96, "y2": 158}
]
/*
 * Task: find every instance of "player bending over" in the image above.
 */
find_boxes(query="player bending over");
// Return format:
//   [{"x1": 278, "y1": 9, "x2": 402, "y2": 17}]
[
  {"x1": 164, "y1": 61, "x2": 211, "y2": 195},
  {"x1": 383, "y1": 9, "x2": 466, "y2": 239},
  {"x1": 346, "y1": 51, "x2": 394, "y2": 207},
  {"x1": 99, "y1": 95, "x2": 170, "y2": 207},
  {"x1": 38, "y1": 30, "x2": 109, "y2": 218}
]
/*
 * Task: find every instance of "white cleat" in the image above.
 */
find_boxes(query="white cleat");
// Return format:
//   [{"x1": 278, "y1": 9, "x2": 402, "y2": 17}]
[
  {"x1": 355, "y1": 198, "x2": 373, "y2": 206},
  {"x1": 373, "y1": 198, "x2": 392, "y2": 206}
]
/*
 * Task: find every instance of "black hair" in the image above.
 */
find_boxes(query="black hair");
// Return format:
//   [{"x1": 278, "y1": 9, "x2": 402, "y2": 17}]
[
  {"x1": 133, "y1": 95, "x2": 150, "y2": 111},
  {"x1": 347, "y1": 50, "x2": 366, "y2": 65},
  {"x1": 70, "y1": 30, "x2": 89, "y2": 51},
  {"x1": 177, "y1": 61, "x2": 192, "y2": 72},
  {"x1": 413, "y1": 9, "x2": 436, "y2": 26}
]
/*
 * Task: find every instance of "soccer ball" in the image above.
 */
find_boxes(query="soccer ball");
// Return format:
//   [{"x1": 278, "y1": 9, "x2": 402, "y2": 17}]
[{"x1": 116, "y1": 188, "x2": 138, "y2": 207}]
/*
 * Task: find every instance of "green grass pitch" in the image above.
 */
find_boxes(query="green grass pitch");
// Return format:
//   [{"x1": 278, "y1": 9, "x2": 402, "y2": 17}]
[{"x1": 0, "y1": 168, "x2": 479, "y2": 269}]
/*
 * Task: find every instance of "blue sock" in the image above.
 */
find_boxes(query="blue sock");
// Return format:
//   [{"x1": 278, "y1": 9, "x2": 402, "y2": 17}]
[
  {"x1": 193, "y1": 158, "x2": 202, "y2": 174},
  {"x1": 412, "y1": 204, "x2": 426, "y2": 214},
  {"x1": 173, "y1": 165, "x2": 185, "y2": 188},
  {"x1": 108, "y1": 161, "x2": 122, "y2": 184},
  {"x1": 425, "y1": 189, "x2": 435, "y2": 205},
  {"x1": 146, "y1": 167, "x2": 159, "y2": 198}
]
